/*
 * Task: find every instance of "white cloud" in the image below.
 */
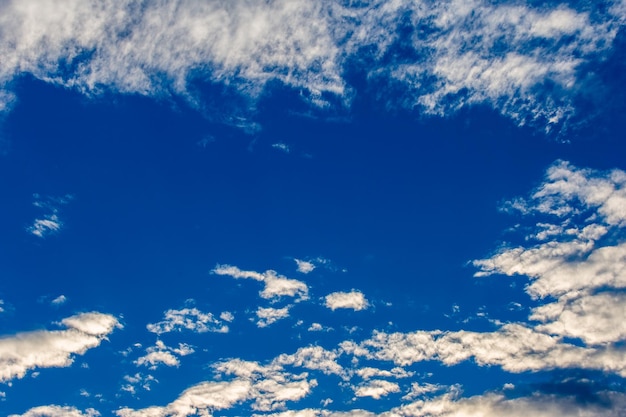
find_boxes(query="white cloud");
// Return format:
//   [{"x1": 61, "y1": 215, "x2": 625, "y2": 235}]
[
  {"x1": 27, "y1": 194, "x2": 74, "y2": 238},
  {"x1": 121, "y1": 373, "x2": 158, "y2": 396},
  {"x1": 8, "y1": 405, "x2": 101, "y2": 417},
  {"x1": 307, "y1": 323, "x2": 332, "y2": 332},
  {"x1": 0, "y1": 1, "x2": 622, "y2": 130},
  {"x1": 349, "y1": 323, "x2": 626, "y2": 376},
  {"x1": 353, "y1": 367, "x2": 413, "y2": 380},
  {"x1": 294, "y1": 259, "x2": 315, "y2": 274},
  {"x1": 220, "y1": 311, "x2": 235, "y2": 322},
  {"x1": 354, "y1": 379, "x2": 400, "y2": 400},
  {"x1": 0, "y1": 312, "x2": 120, "y2": 382},
  {"x1": 120, "y1": 352, "x2": 322, "y2": 416},
  {"x1": 530, "y1": 291, "x2": 626, "y2": 345},
  {"x1": 325, "y1": 290, "x2": 369, "y2": 311},
  {"x1": 272, "y1": 143, "x2": 290, "y2": 153},
  {"x1": 116, "y1": 379, "x2": 253, "y2": 417},
  {"x1": 273, "y1": 346, "x2": 344, "y2": 376},
  {"x1": 27, "y1": 215, "x2": 62, "y2": 238},
  {"x1": 258, "y1": 390, "x2": 626, "y2": 417},
  {"x1": 50, "y1": 295, "x2": 67, "y2": 306},
  {"x1": 134, "y1": 341, "x2": 194, "y2": 370},
  {"x1": 146, "y1": 307, "x2": 229, "y2": 335},
  {"x1": 214, "y1": 265, "x2": 309, "y2": 301},
  {"x1": 256, "y1": 306, "x2": 291, "y2": 328}
]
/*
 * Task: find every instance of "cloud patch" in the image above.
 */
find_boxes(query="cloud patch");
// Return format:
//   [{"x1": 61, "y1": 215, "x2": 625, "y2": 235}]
[
  {"x1": 213, "y1": 265, "x2": 309, "y2": 301},
  {"x1": 146, "y1": 307, "x2": 229, "y2": 335},
  {"x1": 324, "y1": 290, "x2": 369, "y2": 311},
  {"x1": 0, "y1": 312, "x2": 120, "y2": 382}
]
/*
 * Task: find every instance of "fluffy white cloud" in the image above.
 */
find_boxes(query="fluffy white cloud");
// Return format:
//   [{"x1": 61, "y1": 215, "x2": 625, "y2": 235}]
[
  {"x1": 8, "y1": 405, "x2": 100, "y2": 417},
  {"x1": 353, "y1": 379, "x2": 400, "y2": 400},
  {"x1": 0, "y1": 1, "x2": 622, "y2": 129},
  {"x1": 0, "y1": 312, "x2": 119, "y2": 382},
  {"x1": 214, "y1": 265, "x2": 309, "y2": 301},
  {"x1": 274, "y1": 346, "x2": 343, "y2": 376},
  {"x1": 473, "y1": 161, "x2": 626, "y2": 349},
  {"x1": 325, "y1": 290, "x2": 369, "y2": 311},
  {"x1": 146, "y1": 307, "x2": 229, "y2": 335},
  {"x1": 294, "y1": 259, "x2": 315, "y2": 274}
]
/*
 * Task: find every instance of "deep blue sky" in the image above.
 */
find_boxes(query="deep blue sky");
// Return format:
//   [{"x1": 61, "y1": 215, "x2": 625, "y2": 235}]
[{"x1": 1, "y1": 1, "x2": 626, "y2": 416}]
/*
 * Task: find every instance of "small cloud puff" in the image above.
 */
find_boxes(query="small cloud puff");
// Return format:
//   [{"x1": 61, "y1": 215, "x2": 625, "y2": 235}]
[
  {"x1": 324, "y1": 290, "x2": 369, "y2": 311},
  {"x1": 51, "y1": 295, "x2": 67, "y2": 306},
  {"x1": 294, "y1": 259, "x2": 315, "y2": 274}
]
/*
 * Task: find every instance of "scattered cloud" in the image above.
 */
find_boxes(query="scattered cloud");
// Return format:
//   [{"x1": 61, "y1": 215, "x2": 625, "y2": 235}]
[
  {"x1": 272, "y1": 143, "x2": 290, "y2": 153},
  {"x1": 213, "y1": 265, "x2": 309, "y2": 301},
  {"x1": 121, "y1": 373, "x2": 158, "y2": 396},
  {"x1": 146, "y1": 307, "x2": 229, "y2": 335},
  {"x1": 0, "y1": 312, "x2": 120, "y2": 382},
  {"x1": 134, "y1": 341, "x2": 194, "y2": 370},
  {"x1": 50, "y1": 295, "x2": 67, "y2": 306},
  {"x1": 27, "y1": 215, "x2": 62, "y2": 238},
  {"x1": 256, "y1": 306, "x2": 291, "y2": 328},
  {"x1": 294, "y1": 259, "x2": 315, "y2": 274},
  {"x1": 26, "y1": 194, "x2": 73, "y2": 238},
  {"x1": 307, "y1": 323, "x2": 332, "y2": 332},
  {"x1": 324, "y1": 290, "x2": 369, "y2": 311}
]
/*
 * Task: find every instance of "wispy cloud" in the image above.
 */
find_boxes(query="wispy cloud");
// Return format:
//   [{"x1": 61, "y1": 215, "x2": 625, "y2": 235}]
[
  {"x1": 50, "y1": 295, "x2": 67, "y2": 306},
  {"x1": 26, "y1": 194, "x2": 73, "y2": 238},
  {"x1": 9, "y1": 405, "x2": 101, "y2": 417},
  {"x1": 0, "y1": 1, "x2": 623, "y2": 130},
  {"x1": 213, "y1": 264, "x2": 309, "y2": 301}
]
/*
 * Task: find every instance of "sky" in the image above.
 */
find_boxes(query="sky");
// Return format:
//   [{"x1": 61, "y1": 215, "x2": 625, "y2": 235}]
[{"x1": 1, "y1": 0, "x2": 626, "y2": 416}]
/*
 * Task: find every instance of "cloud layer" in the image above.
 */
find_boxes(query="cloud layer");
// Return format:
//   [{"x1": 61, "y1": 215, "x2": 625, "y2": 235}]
[{"x1": 1, "y1": 1, "x2": 624, "y2": 129}]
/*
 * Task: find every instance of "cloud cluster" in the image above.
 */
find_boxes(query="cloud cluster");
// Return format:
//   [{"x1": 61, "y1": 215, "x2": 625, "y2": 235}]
[
  {"x1": 0, "y1": 1, "x2": 623, "y2": 129},
  {"x1": 0, "y1": 312, "x2": 120, "y2": 382}
]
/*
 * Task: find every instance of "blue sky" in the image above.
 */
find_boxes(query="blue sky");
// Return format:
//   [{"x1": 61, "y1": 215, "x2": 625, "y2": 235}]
[{"x1": 1, "y1": 1, "x2": 626, "y2": 416}]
